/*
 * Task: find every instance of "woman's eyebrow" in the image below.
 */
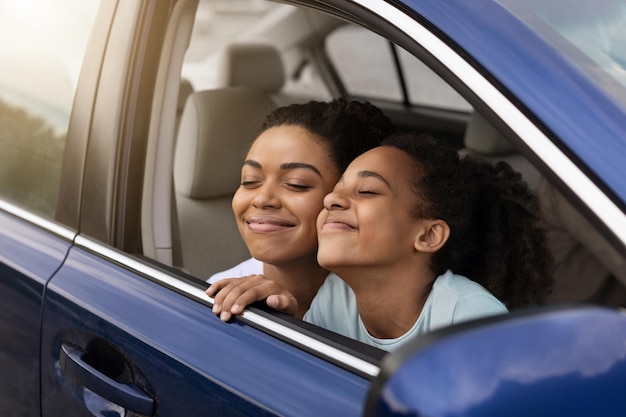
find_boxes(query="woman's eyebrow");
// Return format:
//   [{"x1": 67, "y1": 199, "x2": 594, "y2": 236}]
[
  {"x1": 359, "y1": 170, "x2": 391, "y2": 188},
  {"x1": 243, "y1": 159, "x2": 262, "y2": 169},
  {"x1": 280, "y1": 162, "x2": 322, "y2": 177}
]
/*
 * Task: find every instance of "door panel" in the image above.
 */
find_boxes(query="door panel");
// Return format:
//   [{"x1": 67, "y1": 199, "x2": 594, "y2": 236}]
[
  {"x1": 41, "y1": 245, "x2": 370, "y2": 416},
  {"x1": 0, "y1": 209, "x2": 73, "y2": 416}
]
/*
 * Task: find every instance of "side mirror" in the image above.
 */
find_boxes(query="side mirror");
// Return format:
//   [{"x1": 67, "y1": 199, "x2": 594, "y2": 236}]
[{"x1": 365, "y1": 305, "x2": 626, "y2": 417}]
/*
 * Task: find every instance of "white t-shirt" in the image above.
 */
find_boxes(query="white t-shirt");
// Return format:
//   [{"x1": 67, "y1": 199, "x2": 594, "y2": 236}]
[
  {"x1": 304, "y1": 270, "x2": 508, "y2": 351},
  {"x1": 207, "y1": 258, "x2": 263, "y2": 284}
]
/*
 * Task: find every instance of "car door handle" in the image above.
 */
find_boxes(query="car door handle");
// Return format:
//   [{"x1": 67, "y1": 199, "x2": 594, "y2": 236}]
[{"x1": 60, "y1": 343, "x2": 155, "y2": 416}]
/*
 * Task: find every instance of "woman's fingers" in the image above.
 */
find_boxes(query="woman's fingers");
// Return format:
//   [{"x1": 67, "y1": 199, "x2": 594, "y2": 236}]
[
  {"x1": 205, "y1": 275, "x2": 295, "y2": 321},
  {"x1": 266, "y1": 294, "x2": 298, "y2": 316},
  {"x1": 207, "y1": 276, "x2": 260, "y2": 318}
]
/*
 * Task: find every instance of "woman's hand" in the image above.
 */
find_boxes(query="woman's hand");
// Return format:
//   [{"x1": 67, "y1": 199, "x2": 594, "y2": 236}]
[{"x1": 206, "y1": 275, "x2": 298, "y2": 321}]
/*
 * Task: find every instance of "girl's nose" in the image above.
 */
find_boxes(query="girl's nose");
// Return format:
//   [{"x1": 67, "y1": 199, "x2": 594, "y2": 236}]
[{"x1": 323, "y1": 190, "x2": 348, "y2": 210}]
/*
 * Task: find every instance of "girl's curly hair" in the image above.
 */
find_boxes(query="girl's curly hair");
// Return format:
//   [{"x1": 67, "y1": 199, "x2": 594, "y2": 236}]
[{"x1": 382, "y1": 132, "x2": 553, "y2": 309}]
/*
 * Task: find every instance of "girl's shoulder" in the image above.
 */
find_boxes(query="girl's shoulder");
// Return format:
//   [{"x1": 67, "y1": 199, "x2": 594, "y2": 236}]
[{"x1": 430, "y1": 270, "x2": 509, "y2": 320}]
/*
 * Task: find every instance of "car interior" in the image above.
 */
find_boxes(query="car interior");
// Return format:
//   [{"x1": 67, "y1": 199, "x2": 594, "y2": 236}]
[{"x1": 140, "y1": 0, "x2": 626, "y2": 325}]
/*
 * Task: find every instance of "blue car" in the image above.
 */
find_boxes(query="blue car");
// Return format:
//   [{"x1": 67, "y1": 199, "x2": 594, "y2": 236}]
[{"x1": 1, "y1": 0, "x2": 625, "y2": 416}]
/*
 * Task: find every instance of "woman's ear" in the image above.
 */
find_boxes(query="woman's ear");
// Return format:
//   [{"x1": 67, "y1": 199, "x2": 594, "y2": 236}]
[{"x1": 414, "y1": 219, "x2": 450, "y2": 253}]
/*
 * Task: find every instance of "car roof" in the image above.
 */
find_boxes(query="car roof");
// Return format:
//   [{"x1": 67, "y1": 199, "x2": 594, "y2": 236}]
[{"x1": 397, "y1": 0, "x2": 626, "y2": 208}]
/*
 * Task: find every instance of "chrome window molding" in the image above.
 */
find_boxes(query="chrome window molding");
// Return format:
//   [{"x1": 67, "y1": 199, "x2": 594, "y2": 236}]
[
  {"x1": 352, "y1": 0, "x2": 626, "y2": 246},
  {"x1": 74, "y1": 235, "x2": 381, "y2": 379},
  {"x1": 0, "y1": 199, "x2": 76, "y2": 242}
]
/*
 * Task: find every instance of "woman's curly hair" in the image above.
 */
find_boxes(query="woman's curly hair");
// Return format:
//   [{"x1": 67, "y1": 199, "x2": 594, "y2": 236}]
[
  {"x1": 382, "y1": 132, "x2": 553, "y2": 309},
  {"x1": 259, "y1": 98, "x2": 396, "y2": 172}
]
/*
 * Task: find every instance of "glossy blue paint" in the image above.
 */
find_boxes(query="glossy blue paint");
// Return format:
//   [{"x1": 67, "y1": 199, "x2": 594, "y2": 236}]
[
  {"x1": 41, "y1": 246, "x2": 371, "y2": 417},
  {"x1": 372, "y1": 307, "x2": 626, "y2": 417},
  {"x1": 397, "y1": 0, "x2": 626, "y2": 205},
  {"x1": 0, "y1": 211, "x2": 72, "y2": 416}
]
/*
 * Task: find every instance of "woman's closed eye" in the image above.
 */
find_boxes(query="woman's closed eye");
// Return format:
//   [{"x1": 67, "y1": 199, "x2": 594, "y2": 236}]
[
  {"x1": 241, "y1": 180, "x2": 262, "y2": 188},
  {"x1": 285, "y1": 182, "x2": 312, "y2": 192}
]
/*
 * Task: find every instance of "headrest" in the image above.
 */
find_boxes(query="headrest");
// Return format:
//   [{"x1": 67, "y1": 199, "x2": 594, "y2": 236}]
[
  {"x1": 216, "y1": 43, "x2": 285, "y2": 93},
  {"x1": 463, "y1": 112, "x2": 516, "y2": 156},
  {"x1": 174, "y1": 87, "x2": 276, "y2": 199}
]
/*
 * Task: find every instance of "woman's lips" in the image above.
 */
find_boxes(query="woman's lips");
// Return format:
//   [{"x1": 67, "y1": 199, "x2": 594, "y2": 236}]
[{"x1": 245, "y1": 215, "x2": 296, "y2": 232}]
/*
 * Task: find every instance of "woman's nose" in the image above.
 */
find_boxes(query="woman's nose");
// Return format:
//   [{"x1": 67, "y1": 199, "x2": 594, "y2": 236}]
[
  {"x1": 252, "y1": 185, "x2": 281, "y2": 209},
  {"x1": 323, "y1": 190, "x2": 348, "y2": 210}
]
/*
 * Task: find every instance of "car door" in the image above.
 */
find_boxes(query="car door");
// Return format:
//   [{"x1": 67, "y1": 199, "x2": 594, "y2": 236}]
[
  {"x1": 41, "y1": 240, "x2": 381, "y2": 416},
  {"x1": 0, "y1": 207, "x2": 74, "y2": 416},
  {"x1": 38, "y1": 1, "x2": 383, "y2": 416}
]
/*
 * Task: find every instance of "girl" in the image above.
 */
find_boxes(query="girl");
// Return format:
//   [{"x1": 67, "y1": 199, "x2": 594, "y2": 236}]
[{"x1": 306, "y1": 132, "x2": 552, "y2": 350}]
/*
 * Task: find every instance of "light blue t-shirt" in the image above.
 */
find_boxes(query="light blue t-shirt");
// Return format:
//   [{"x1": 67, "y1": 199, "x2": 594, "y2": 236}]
[
  {"x1": 207, "y1": 258, "x2": 263, "y2": 284},
  {"x1": 303, "y1": 270, "x2": 508, "y2": 351}
]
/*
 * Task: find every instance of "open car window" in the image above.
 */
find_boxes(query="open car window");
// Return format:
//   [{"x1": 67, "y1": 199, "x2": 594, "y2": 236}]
[{"x1": 136, "y1": 0, "x2": 626, "y2": 360}]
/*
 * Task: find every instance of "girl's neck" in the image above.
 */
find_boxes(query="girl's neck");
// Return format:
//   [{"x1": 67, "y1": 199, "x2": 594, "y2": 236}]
[
  {"x1": 263, "y1": 258, "x2": 328, "y2": 319},
  {"x1": 338, "y1": 263, "x2": 436, "y2": 339}
]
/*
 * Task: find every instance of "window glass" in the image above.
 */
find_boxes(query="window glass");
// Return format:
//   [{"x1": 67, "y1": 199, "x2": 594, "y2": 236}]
[
  {"x1": 0, "y1": 0, "x2": 100, "y2": 217},
  {"x1": 182, "y1": 0, "x2": 331, "y2": 101},
  {"x1": 399, "y1": 48, "x2": 472, "y2": 111},
  {"x1": 326, "y1": 25, "x2": 402, "y2": 101},
  {"x1": 183, "y1": 0, "x2": 279, "y2": 89},
  {"x1": 326, "y1": 24, "x2": 471, "y2": 111}
]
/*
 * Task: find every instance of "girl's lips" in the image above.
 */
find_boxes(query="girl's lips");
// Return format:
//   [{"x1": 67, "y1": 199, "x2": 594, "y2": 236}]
[{"x1": 321, "y1": 217, "x2": 357, "y2": 231}]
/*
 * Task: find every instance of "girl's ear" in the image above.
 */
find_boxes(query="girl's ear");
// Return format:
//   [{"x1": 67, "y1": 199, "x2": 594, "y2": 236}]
[{"x1": 414, "y1": 219, "x2": 450, "y2": 253}]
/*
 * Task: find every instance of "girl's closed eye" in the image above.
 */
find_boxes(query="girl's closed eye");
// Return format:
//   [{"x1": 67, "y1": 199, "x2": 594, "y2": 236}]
[
  {"x1": 356, "y1": 181, "x2": 383, "y2": 196},
  {"x1": 357, "y1": 189, "x2": 379, "y2": 195}
]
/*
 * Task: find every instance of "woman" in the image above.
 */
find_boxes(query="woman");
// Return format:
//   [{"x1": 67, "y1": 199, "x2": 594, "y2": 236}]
[{"x1": 206, "y1": 99, "x2": 395, "y2": 320}]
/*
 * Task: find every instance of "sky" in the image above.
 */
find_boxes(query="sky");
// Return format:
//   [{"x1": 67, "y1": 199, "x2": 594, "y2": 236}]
[{"x1": 0, "y1": 0, "x2": 100, "y2": 133}]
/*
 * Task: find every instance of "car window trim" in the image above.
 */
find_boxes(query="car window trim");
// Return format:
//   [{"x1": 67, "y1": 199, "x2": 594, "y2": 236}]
[
  {"x1": 0, "y1": 199, "x2": 76, "y2": 242},
  {"x1": 388, "y1": 41, "x2": 410, "y2": 106},
  {"x1": 73, "y1": 234, "x2": 383, "y2": 379},
  {"x1": 349, "y1": 0, "x2": 626, "y2": 247}
]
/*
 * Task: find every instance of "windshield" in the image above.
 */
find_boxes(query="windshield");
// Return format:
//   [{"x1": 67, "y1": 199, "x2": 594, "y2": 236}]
[{"x1": 498, "y1": 0, "x2": 626, "y2": 108}]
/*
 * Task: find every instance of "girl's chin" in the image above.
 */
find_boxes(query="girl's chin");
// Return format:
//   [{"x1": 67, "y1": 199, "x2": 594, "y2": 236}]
[{"x1": 317, "y1": 255, "x2": 356, "y2": 271}]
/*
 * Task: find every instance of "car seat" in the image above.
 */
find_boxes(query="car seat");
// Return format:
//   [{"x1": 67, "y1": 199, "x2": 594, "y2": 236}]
[
  {"x1": 216, "y1": 42, "x2": 295, "y2": 106},
  {"x1": 173, "y1": 87, "x2": 276, "y2": 278}
]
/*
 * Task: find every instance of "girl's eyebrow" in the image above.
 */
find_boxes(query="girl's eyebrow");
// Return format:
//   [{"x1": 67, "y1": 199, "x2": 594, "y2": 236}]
[{"x1": 359, "y1": 170, "x2": 391, "y2": 189}]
